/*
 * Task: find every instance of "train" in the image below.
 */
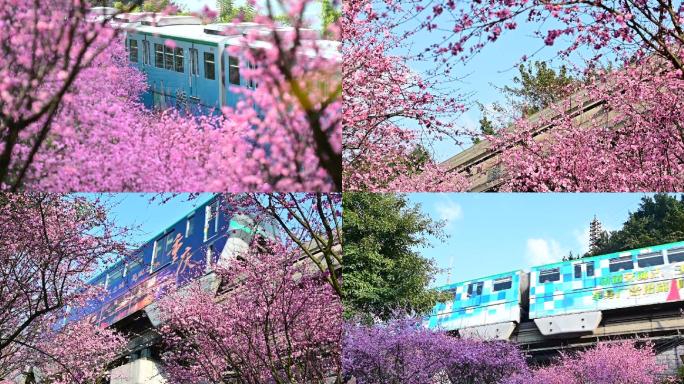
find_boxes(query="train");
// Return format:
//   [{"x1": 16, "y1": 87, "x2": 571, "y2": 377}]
[
  {"x1": 109, "y1": 12, "x2": 341, "y2": 112},
  {"x1": 71, "y1": 195, "x2": 264, "y2": 327},
  {"x1": 426, "y1": 240, "x2": 684, "y2": 339}
]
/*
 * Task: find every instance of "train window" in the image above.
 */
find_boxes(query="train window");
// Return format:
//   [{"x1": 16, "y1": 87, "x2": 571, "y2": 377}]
[
  {"x1": 107, "y1": 267, "x2": 124, "y2": 291},
  {"x1": 466, "y1": 281, "x2": 484, "y2": 297},
  {"x1": 204, "y1": 52, "x2": 215, "y2": 80},
  {"x1": 539, "y1": 267, "x2": 560, "y2": 283},
  {"x1": 574, "y1": 264, "x2": 582, "y2": 278},
  {"x1": 164, "y1": 45, "x2": 174, "y2": 70},
  {"x1": 126, "y1": 256, "x2": 143, "y2": 283},
  {"x1": 204, "y1": 200, "x2": 220, "y2": 241},
  {"x1": 637, "y1": 252, "x2": 664, "y2": 268},
  {"x1": 586, "y1": 261, "x2": 595, "y2": 276},
  {"x1": 155, "y1": 44, "x2": 164, "y2": 69},
  {"x1": 129, "y1": 39, "x2": 138, "y2": 62},
  {"x1": 174, "y1": 48, "x2": 184, "y2": 73},
  {"x1": 229, "y1": 56, "x2": 240, "y2": 85},
  {"x1": 493, "y1": 277, "x2": 512, "y2": 291},
  {"x1": 186, "y1": 214, "x2": 194, "y2": 238},
  {"x1": 668, "y1": 248, "x2": 684, "y2": 263},
  {"x1": 189, "y1": 48, "x2": 199, "y2": 76},
  {"x1": 151, "y1": 231, "x2": 176, "y2": 271},
  {"x1": 609, "y1": 255, "x2": 634, "y2": 272},
  {"x1": 142, "y1": 41, "x2": 150, "y2": 65}
]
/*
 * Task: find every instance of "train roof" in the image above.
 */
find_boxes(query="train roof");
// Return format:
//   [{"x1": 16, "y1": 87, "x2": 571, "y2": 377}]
[
  {"x1": 530, "y1": 240, "x2": 684, "y2": 270},
  {"x1": 114, "y1": 14, "x2": 340, "y2": 59},
  {"x1": 133, "y1": 22, "x2": 233, "y2": 46},
  {"x1": 435, "y1": 269, "x2": 522, "y2": 291}
]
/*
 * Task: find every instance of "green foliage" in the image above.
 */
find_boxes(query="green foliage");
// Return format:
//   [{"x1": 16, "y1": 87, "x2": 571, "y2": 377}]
[
  {"x1": 321, "y1": 0, "x2": 340, "y2": 33},
  {"x1": 343, "y1": 193, "x2": 448, "y2": 322},
  {"x1": 406, "y1": 144, "x2": 432, "y2": 174},
  {"x1": 502, "y1": 61, "x2": 576, "y2": 117},
  {"x1": 218, "y1": 0, "x2": 256, "y2": 22},
  {"x1": 142, "y1": 0, "x2": 169, "y2": 12},
  {"x1": 472, "y1": 112, "x2": 496, "y2": 144},
  {"x1": 676, "y1": 365, "x2": 684, "y2": 383},
  {"x1": 590, "y1": 194, "x2": 684, "y2": 256}
]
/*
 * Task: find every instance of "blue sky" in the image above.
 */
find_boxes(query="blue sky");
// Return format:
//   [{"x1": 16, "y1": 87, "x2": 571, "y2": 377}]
[{"x1": 407, "y1": 193, "x2": 657, "y2": 288}]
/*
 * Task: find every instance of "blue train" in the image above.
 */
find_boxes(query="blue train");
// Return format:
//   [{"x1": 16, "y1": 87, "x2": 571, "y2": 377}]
[
  {"x1": 426, "y1": 240, "x2": 684, "y2": 339},
  {"x1": 73, "y1": 195, "x2": 261, "y2": 327},
  {"x1": 113, "y1": 13, "x2": 340, "y2": 112}
]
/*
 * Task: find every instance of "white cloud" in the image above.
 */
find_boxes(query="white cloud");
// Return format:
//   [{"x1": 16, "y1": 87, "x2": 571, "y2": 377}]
[
  {"x1": 574, "y1": 227, "x2": 590, "y2": 255},
  {"x1": 434, "y1": 198, "x2": 463, "y2": 227},
  {"x1": 525, "y1": 238, "x2": 565, "y2": 267}
]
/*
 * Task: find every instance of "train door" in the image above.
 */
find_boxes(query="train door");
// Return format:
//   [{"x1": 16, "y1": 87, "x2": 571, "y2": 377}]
[
  {"x1": 466, "y1": 281, "x2": 484, "y2": 306},
  {"x1": 573, "y1": 261, "x2": 596, "y2": 289},
  {"x1": 188, "y1": 46, "x2": 200, "y2": 103},
  {"x1": 223, "y1": 48, "x2": 242, "y2": 108}
]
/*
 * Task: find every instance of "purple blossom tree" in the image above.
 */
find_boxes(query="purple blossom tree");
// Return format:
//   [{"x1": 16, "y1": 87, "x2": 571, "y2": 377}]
[
  {"x1": 506, "y1": 341, "x2": 667, "y2": 384},
  {"x1": 342, "y1": 318, "x2": 527, "y2": 384}
]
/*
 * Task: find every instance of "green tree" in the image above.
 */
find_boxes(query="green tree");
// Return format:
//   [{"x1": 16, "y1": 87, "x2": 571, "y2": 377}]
[
  {"x1": 217, "y1": 0, "x2": 255, "y2": 22},
  {"x1": 501, "y1": 61, "x2": 576, "y2": 117},
  {"x1": 591, "y1": 194, "x2": 684, "y2": 255},
  {"x1": 406, "y1": 144, "x2": 432, "y2": 173},
  {"x1": 142, "y1": 0, "x2": 169, "y2": 12},
  {"x1": 343, "y1": 193, "x2": 448, "y2": 321},
  {"x1": 472, "y1": 112, "x2": 496, "y2": 144},
  {"x1": 321, "y1": 0, "x2": 340, "y2": 34}
]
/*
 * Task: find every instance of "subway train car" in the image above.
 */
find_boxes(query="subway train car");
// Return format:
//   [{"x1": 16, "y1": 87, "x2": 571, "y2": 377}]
[
  {"x1": 72, "y1": 195, "x2": 259, "y2": 328},
  {"x1": 425, "y1": 270, "x2": 527, "y2": 339},
  {"x1": 529, "y1": 240, "x2": 684, "y2": 336},
  {"x1": 113, "y1": 14, "x2": 340, "y2": 113},
  {"x1": 427, "y1": 240, "x2": 684, "y2": 339}
]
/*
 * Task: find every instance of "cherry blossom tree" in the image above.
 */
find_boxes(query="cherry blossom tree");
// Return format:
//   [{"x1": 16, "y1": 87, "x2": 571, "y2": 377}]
[
  {"x1": 157, "y1": 239, "x2": 342, "y2": 383},
  {"x1": 217, "y1": 0, "x2": 343, "y2": 191},
  {"x1": 21, "y1": 320, "x2": 127, "y2": 384},
  {"x1": 399, "y1": 0, "x2": 684, "y2": 191},
  {"x1": 0, "y1": 193, "x2": 128, "y2": 383},
  {"x1": 494, "y1": 62, "x2": 684, "y2": 191},
  {"x1": 2, "y1": 0, "x2": 341, "y2": 192},
  {"x1": 416, "y1": 0, "x2": 684, "y2": 72},
  {"x1": 506, "y1": 341, "x2": 666, "y2": 384},
  {"x1": 342, "y1": 0, "x2": 470, "y2": 192},
  {"x1": 344, "y1": 0, "x2": 684, "y2": 191},
  {"x1": 342, "y1": 318, "x2": 528, "y2": 384}
]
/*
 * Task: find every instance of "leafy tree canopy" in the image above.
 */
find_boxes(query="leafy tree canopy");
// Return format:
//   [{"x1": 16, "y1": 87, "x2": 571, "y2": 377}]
[
  {"x1": 591, "y1": 194, "x2": 684, "y2": 256},
  {"x1": 343, "y1": 192, "x2": 448, "y2": 321},
  {"x1": 502, "y1": 61, "x2": 576, "y2": 118}
]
